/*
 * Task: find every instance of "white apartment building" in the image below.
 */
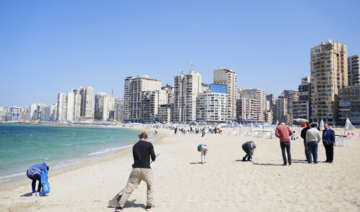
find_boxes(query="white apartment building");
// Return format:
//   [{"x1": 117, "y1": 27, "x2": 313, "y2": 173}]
[
  {"x1": 196, "y1": 93, "x2": 228, "y2": 122},
  {"x1": 94, "y1": 92, "x2": 115, "y2": 121},
  {"x1": 37, "y1": 104, "x2": 47, "y2": 121},
  {"x1": 238, "y1": 88, "x2": 266, "y2": 122},
  {"x1": 57, "y1": 91, "x2": 81, "y2": 121},
  {"x1": 173, "y1": 67, "x2": 202, "y2": 123},
  {"x1": 214, "y1": 67, "x2": 237, "y2": 120},
  {"x1": 348, "y1": 55, "x2": 360, "y2": 86},
  {"x1": 77, "y1": 86, "x2": 94, "y2": 119},
  {"x1": 45, "y1": 104, "x2": 57, "y2": 121}
]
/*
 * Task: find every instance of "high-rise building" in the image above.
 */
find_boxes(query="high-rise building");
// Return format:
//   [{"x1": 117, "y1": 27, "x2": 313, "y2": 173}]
[
  {"x1": 236, "y1": 98, "x2": 257, "y2": 123},
  {"x1": 348, "y1": 55, "x2": 360, "y2": 86},
  {"x1": 293, "y1": 77, "x2": 311, "y2": 121},
  {"x1": 45, "y1": 104, "x2": 57, "y2": 121},
  {"x1": 94, "y1": 92, "x2": 115, "y2": 121},
  {"x1": 57, "y1": 90, "x2": 81, "y2": 121},
  {"x1": 278, "y1": 90, "x2": 299, "y2": 124},
  {"x1": 238, "y1": 88, "x2": 266, "y2": 122},
  {"x1": 214, "y1": 67, "x2": 237, "y2": 120},
  {"x1": 310, "y1": 40, "x2": 348, "y2": 124},
  {"x1": 79, "y1": 86, "x2": 94, "y2": 119},
  {"x1": 158, "y1": 104, "x2": 172, "y2": 123},
  {"x1": 141, "y1": 90, "x2": 168, "y2": 123},
  {"x1": 0, "y1": 107, "x2": 9, "y2": 122},
  {"x1": 196, "y1": 93, "x2": 228, "y2": 123},
  {"x1": 266, "y1": 94, "x2": 277, "y2": 105},
  {"x1": 124, "y1": 75, "x2": 162, "y2": 123},
  {"x1": 114, "y1": 98, "x2": 124, "y2": 122},
  {"x1": 274, "y1": 96, "x2": 289, "y2": 124},
  {"x1": 123, "y1": 76, "x2": 135, "y2": 121},
  {"x1": 338, "y1": 85, "x2": 360, "y2": 125},
  {"x1": 37, "y1": 104, "x2": 47, "y2": 121},
  {"x1": 161, "y1": 84, "x2": 175, "y2": 104},
  {"x1": 173, "y1": 66, "x2": 202, "y2": 123}
]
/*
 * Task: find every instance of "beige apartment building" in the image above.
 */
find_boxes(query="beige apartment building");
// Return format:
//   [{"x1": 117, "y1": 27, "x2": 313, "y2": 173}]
[
  {"x1": 214, "y1": 67, "x2": 237, "y2": 121},
  {"x1": 125, "y1": 75, "x2": 162, "y2": 123},
  {"x1": 238, "y1": 88, "x2": 266, "y2": 122},
  {"x1": 236, "y1": 98, "x2": 257, "y2": 123},
  {"x1": 348, "y1": 55, "x2": 360, "y2": 86},
  {"x1": 310, "y1": 40, "x2": 348, "y2": 124},
  {"x1": 173, "y1": 67, "x2": 202, "y2": 123}
]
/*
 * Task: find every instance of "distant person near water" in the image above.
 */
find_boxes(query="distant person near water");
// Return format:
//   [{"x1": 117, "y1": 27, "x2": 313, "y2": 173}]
[
  {"x1": 242, "y1": 141, "x2": 256, "y2": 163},
  {"x1": 301, "y1": 123, "x2": 311, "y2": 161},
  {"x1": 322, "y1": 124, "x2": 335, "y2": 164},
  {"x1": 197, "y1": 144, "x2": 208, "y2": 164},
  {"x1": 306, "y1": 123, "x2": 322, "y2": 164},
  {"x1": 116, "y1": 132, "x2": 156, "y2": 211},
  {"x1": 26, "y1": 163, "x2": 49, "y2": 196},
  {"x1": 275, "y1": 122, "x2": 293, "y2": 166}
]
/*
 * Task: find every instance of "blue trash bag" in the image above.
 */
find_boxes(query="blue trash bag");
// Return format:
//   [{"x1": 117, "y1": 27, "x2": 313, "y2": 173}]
[{"x1": 41, "y1": 171, "x2": 50, "y2": 195}]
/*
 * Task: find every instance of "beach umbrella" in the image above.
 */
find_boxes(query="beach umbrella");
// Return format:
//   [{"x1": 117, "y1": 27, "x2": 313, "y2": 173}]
[
  {"x1": 320, "y1": 120, "x2": 325, "y2": 130},
  {"x1": 345, "y1": 119, "x2": 355, "y2": 130}
]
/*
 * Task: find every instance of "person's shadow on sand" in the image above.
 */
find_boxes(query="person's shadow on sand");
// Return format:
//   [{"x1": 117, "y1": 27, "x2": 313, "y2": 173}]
[
  {"x1": 190, "y1": 162, "x2": 203, "y2": 165},
  {"x1": 20, "y1": 192, "x2": 49, "y2": 197},
  {"x1": 20, "y1": 192, "x2": 33, "y2": 197},
  {"x1": 252, "y1": 163, "x2": 283, "y2": 166},
  {"x1": 107, "y1": 200, "x2": 145, "y2": 209}
]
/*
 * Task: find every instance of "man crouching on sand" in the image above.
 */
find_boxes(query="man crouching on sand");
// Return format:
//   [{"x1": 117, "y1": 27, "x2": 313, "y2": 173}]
[
  {"x1": 242, "y1": 141, "x2": 256, "y2": 163},
  {"x1": 116, "y1": 132, "x2": 156, "y2": 211}
]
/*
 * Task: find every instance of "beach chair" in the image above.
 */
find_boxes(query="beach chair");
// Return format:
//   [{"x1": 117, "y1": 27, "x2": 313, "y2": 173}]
[{"x1": 344, "y1": 137, "x2": 351, "y2": 147}]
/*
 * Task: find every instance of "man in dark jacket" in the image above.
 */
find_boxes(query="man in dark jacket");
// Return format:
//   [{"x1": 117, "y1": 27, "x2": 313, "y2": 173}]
[
  {"x1": 300, "y1": 123, "x2": 311, "y2": 161},
  {"x1": 117, "y1": 132, "x2": 156, "y2": 211},
  {"x1": 322, "y1": 124, "x2": 335, "y2": 163}
]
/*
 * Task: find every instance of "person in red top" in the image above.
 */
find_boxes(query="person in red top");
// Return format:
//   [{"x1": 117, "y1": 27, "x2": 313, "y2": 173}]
[{"x1": 275, "y1": 122, "x2": 293, "y2": 166}]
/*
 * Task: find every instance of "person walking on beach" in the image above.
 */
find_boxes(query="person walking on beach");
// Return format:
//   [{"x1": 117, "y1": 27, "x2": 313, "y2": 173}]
[
  {"x1": 242, "y1": 141, "x2": 256, "y2": 163},
  {"x1": 201, "y1": 128, "x2": 206, "y2": 138},
  {"x1": 275, "y1": 122, "x2": 293, "y2": 166},
  {"x1": 26, "y1": 163, "x2": 49, "y2": 196},
  {"x1": 174, "y1": 127, "x2": 177, "y2": 135},
  {"x1": 301, "y1": 123, "x2": 311, "y2": 161},
  {"x1": 116, "y1": 132, "x2": 156, "y2": 211},
  {"x1": 306, "y1": 123, "x2": 322, "y2": 164},
  {"x1": 322, "y1": 124, "x2": 335, "y2": 163},
  {"x1": 197, "y1": 144, "x2": 208, "y2": 164}
]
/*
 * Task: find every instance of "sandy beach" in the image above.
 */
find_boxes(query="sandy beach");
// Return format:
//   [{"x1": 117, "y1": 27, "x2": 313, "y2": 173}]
[{"x1": 1, "y1": 127, "x2": 360, "y2": 212}]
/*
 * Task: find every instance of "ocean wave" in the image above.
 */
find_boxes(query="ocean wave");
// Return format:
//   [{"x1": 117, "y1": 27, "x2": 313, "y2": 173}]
[
  {"x1": 0, "y1": 172, "x2": 24, "y2": 180},
  {"x1": 87, "y1": 145, "x2": 133, "y2": 156}
]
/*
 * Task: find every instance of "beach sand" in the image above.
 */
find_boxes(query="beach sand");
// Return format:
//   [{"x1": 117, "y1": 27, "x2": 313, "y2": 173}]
[{"x1": 1, "y1": 127, "x2": 360, "y2": 212}]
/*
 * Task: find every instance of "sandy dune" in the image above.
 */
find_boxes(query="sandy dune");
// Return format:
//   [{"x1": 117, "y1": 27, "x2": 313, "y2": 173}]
[{"x1": 1, "y1": 128, "x2": 360, "y2": 212}]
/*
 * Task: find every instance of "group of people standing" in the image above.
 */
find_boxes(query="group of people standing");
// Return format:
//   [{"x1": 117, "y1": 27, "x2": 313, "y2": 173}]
[
  {"x1": 276, "y1": 122, "x2": 335, "y2": 166},
  {"x1": 300, "y1": 123, "x2": 335, "y2": 164}
]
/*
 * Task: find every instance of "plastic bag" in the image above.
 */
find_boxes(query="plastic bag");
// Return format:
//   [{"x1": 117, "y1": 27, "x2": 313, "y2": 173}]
[{"x1": 41, "y1": 171, "x2": 50, "y2": 195}]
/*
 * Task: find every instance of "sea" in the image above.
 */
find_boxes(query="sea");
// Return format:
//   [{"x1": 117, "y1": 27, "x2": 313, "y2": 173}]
[{"x1": 0, "y1": 124, "x2": 143, "y2": 184}]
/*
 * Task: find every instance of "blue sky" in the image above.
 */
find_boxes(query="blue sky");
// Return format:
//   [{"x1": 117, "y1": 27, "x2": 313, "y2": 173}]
[{"x1": 1, "y1": 0, "x2": 359, "y2": 107}]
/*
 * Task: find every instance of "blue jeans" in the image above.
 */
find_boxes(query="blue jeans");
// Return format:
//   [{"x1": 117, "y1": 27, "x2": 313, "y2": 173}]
[{"x1": 307, "y1": 141, "x2": 318, "y2": 164}]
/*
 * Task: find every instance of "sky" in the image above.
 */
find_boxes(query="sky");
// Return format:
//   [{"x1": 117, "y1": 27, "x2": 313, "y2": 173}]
[{"x1": 1, "y1": 0, "x2": 360, "y2": 108}]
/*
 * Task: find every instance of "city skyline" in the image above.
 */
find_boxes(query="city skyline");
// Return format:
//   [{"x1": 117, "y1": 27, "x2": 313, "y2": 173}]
[{"x1": 1, "y1": 0, "x2": 360, "y2": 107}]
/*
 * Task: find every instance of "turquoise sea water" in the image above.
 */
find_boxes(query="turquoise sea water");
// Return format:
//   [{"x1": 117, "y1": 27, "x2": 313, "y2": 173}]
[{"x1": 0, "y1": 124, "x2": 141, "y2": 183}]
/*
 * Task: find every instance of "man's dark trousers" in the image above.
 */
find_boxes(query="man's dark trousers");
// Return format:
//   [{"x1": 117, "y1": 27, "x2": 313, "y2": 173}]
[
  {"x1": 323, "y1": 142, "x2": 334, "y2": 162},
  {"x1": 280, "y1": 141, "x2": 291, "y2": 165}
]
